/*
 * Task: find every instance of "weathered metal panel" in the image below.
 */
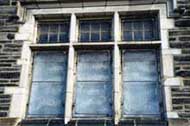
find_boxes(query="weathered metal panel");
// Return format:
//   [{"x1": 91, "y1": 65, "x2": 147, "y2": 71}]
[
  {"x1": 28, "y1": 82, "x2": 66, "y2": 117},
  {"x1": 122, "y1": 50, "x2": 160, "y2": 117},
  {"x1": 75, "y1": 82, "x2": 112, "y2": 116},
  {"x1": 28, "y1": 51, "x2": 67, "y2": 117},
  {"x1": 22, "y1": 124, "x2": 43, "y2": 126},
  {"x1": 77, "y1": 51, "x2": 112, "y2": 81},
  {"x1": 32, "y1": 52, "x2": 67, "y2": 82},
  {"x1": 74, "y1": 50, "x2": 112, "y2": 117},
  {"x1": 122, "y1": 50, "x2": 158, "y2": 81},
  {"x1": 123, "y1": 82, "x2": 160, "y2": 115}
]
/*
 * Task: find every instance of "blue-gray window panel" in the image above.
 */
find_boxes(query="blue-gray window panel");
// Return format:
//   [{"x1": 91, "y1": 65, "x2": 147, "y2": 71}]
[
  {"x1": 79, "y1": 20, "x2": 112, "y2": 42},
  {"x1": 76, "y1": 123, "x2": 113, "y2": 126},
  {"x1": 122, "y1": 50, "x2": 160, "y2": 117},
  {"x1": 77, "y1": 51, "x2": 112, "y2": 81},
  {"x1": 122, "y1": 19, "x2": 158, "y2": 41},
  {"x1": 28, "y1": 51, "x2": 67, "y2": 117},
  {"x1": 75, "y1": 82, "x2": 112, "y2": 116},
  {"x1": 71, "y1": 120, "x2": 113, "y2": 126},
  {"x1": 123, "y1": 82, "x2": 160, "y2": 116},
  {"x1": 120, "y1": 123, "x2": 166, "y2": 126},
  {"x1": 76, "y1": 124, "x2": 106, "y2": 126},
  {"x1": 21, "y1": 124, "x2": 47, "y2": 126},
  {"x1": 39, "y1": 34, "x2": 48, "y2": 43},
  {"x1": 38, "y1": 22, "x2": 69, "y2": 43},
  {"x1": 21, "y1": 124, "x2": 64, "y2": 126},
  {"x1": 74, "y1": 51, "x2": 112, "y2": 117}
]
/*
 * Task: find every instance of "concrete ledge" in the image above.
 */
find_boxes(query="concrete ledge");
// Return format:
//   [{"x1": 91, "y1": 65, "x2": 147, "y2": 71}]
[
  {"x1": 164, "y1": 77, "x2": 183, "y2": 86},
  {"x1": 166, "y1": 112, "x2": 179, "y2": 119}
]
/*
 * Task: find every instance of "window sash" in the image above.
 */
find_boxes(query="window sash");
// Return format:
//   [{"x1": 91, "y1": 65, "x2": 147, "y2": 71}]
[
  {"x1": 121, "y1": 19, "x2": 158, "y2": 41},
  {"x1": 38, "y1": 22, "x2": 70, "y2": 43},
  {"x1": 79, "y1": 20, "x2": 112, "y2": 42},
  {"x1": 28, "y1": 51, "x2": 68, "y2": 117},
  {"x1": 73, "y1": 50, "x2": 113, "y2": 117},
  {"x1": 121, "y1": 49, "x2": 161, "y2": 117}
]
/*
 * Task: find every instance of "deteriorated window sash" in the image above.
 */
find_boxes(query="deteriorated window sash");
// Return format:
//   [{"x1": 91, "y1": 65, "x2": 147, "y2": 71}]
[
  {"x1": 38, "y1": 22, "x2": 70, "y2": 43},
  {"x1": 122, "y1": 19, "x2": 159, "y2": 41},
  {"x1": 74, "y1": 50, "x2": 113, "y2": 117},
  {"x1": 28, "y1": 51, "x2": 67, "y2": 117},
  {"x1": 122, "y1": 49, "x2": 160, "y2": 117},
  {"x1": 79, "y1": 20, "x2": 112, "y2": 42}
]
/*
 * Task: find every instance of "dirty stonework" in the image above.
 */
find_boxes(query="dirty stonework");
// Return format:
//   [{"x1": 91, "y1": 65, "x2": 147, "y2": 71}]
[{"x1": 0, "y1": 0, "x2": 190, "y2": 126}]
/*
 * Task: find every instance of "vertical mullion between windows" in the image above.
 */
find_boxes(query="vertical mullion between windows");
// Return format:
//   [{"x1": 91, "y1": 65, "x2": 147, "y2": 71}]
[
  {"x1": 89, "y1": 23, "x2": 92, "y2": 42},
  {"x1": 100, "y1": 23, "x2": 102, "y2": 41},
  {"x1": 142, "y1": 21, "x2": 145, "y2": 40},
  {"x1": 47, "y1": 24, "x2": 50, "y2": 42},
  {"x1": 132, "y1": 22, "x2": 134, "y2": 41},
  {"x1": 58, "y1": 23, "x2": 60, "y2": 42}
]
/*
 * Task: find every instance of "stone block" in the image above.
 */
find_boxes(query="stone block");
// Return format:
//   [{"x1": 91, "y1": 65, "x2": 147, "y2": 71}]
[
  {"x1": 0, "y1": 118, "x2": 20, "y2": 126},
  {"x1": 175, "y1": 18, "x2": 190, "y2": 27},
  {"x1": 168, "y1": 119, "x2": 190, "y2": 126}
]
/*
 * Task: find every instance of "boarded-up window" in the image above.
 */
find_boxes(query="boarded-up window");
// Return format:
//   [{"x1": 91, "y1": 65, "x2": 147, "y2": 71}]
[
  {"x1": 122, "y1": 49, "x2": 160, "y2": 117},
  {"x1": 74, "y1": 50, "x2": 112, "y2": 117},
  {"x1": 28, "y1": 51, "x2": 67, "y2": 117}
]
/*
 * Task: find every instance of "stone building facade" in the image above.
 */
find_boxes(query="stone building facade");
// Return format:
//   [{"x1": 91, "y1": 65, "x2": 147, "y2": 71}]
[{"x1": 0, "y1": 0, "x2": 190, "y2": 126}]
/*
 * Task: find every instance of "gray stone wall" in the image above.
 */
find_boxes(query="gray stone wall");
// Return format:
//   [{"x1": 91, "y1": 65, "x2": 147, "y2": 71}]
[
  {"x1": 0, "y1": 0, "x2": 23, "y2": 120},
  {"x1": 168, "y1": 0, "x2": 190, "y2": 125}
]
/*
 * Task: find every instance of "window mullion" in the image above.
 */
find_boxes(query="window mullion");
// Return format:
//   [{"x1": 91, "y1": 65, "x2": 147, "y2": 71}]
[
  {"x1": 142, "y1": 21, "x2": 145, "y2": 40},
  {"x1": 100, "y1": 23, "x2": 102, "y2": 41},
  {"x1": 47, "y1": 24, "x2": 50, "y2": 42},
  {"x1": 113, "y1": 44, "x2": 121, "y2": 125},
  {"x1": 64, "y1": 46, "x2": 75, "y2": 124},
  {"x1": 89, "y1": 23, "x2": 92, "y2": 42},
  {"x1": 70, "y1": 13, "x2": 77, "y2": 42},
  {"x1": 58, "y1": 24, "x2": 60, "y2": 42}
]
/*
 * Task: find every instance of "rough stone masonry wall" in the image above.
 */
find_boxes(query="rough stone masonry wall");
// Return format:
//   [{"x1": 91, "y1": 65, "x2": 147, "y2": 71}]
[
  {"x1": 169, "y1": 0, "x2": 190, "y2": 125},
  {"x1": 0, "y1": 0, "x2": 23, "y2": 120}
]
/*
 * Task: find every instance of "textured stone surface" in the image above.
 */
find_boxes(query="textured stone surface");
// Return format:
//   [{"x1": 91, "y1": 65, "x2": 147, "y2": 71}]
[
  {"x1": 0, "y1": 87, "x2": 12, "y2": 117},
  {"x1": 0, "y1": 0, "x2": 23, "y2": 119},
  {"x1": 168, "y1": 119, "x2": 190, "y2": 126},
  {"x1": 0, "y1": 1, "x2": 22, "y2": 87},
  {"x1": 0, "y1": 117, "x2": 20, "y2": 126},
  {"x1": 169, "y1": 0, "x2": 190, "y2": 121}
]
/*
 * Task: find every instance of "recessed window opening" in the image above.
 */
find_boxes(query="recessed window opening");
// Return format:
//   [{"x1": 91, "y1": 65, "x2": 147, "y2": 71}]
[
  {"x1": 37, "y1": 21, "x2": 70, "y2": 43},
  {"x1": 73, "y1": 50, "x2": 113, "y2": 117},
  {"x1": 121, "y1": 12, "x2": 160, "y2": 41},
  {"x1": 79, "y1": 19, "x2": 113, "y2": 42}
]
